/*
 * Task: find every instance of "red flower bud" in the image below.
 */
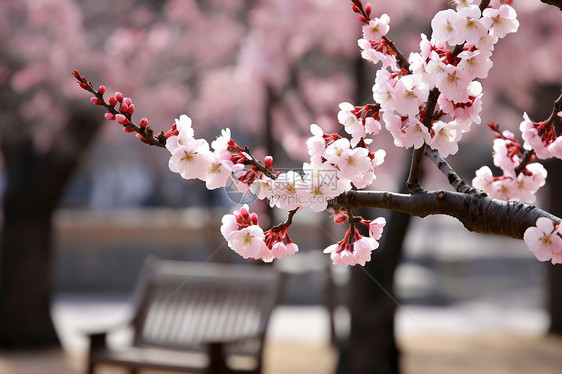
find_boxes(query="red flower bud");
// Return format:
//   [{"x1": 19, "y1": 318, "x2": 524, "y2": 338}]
[
  {"x1": 127, "y1": 104, "x2": 135, "y2": 115},
  {"x1": 136, "y1": 133, "x2": 144, "y2": 140},
  {"x1": 365, "y1": 3, "x2": 372, "y2": 16},
  {"x1": 90, "y1": 97, "x2": 102, "y2": 105},
  {"x1": 140, "y1": 118, "x2": 148, "y2": 128},
  {"x1": 115, "y1": 92, "x2": 123, "y2": 102},
  {"x1": 239, "y1": 206, "x2": 250, "y2": 219},
  {"x1": 116, "y1": 114, "x2": 129, "y2": 125},
  {"x1": 264, "y1": 155, "x2": 273, "y2": 169},
  {"x1": 358, "y1": 15, "x2": 369, "y2": 23},
  {"x1": 104, "y1": 113, "x2": 116, "y2": 120},
  {"x1": 250, "y1": 213, "x2": 259, "y2": 225},
  {"x1": 98, "y1": 85, "x2": 106, "y2": 95},
  {"x1": 120, "y1": 103, "x2": 129, "y2": 113},
  {"x1": 123, "y1": 126, "x2": 135, "y2": 133},
  {"x1": 123, "y1": 97, "x2": 132, "y2": 106}
]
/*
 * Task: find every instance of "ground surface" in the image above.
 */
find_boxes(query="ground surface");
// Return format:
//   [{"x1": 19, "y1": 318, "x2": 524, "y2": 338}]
[{"x1": 2, "y1": 333, "x2": 562, "y2": 374}]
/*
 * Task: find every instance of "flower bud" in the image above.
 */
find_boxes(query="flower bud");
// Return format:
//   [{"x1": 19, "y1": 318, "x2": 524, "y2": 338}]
[
  {"x1": 365, "y1": 3, "x2": 372, "y2": 16},
  {"x1": 123, "y1": 97, "x2": 132, "y2": 106},
  {"x1": 123, "y1": 126, "x2": 135, "y2": 133},
  {"x1": 108, "y1": 96, "x2": 117, "y2": 106},
  {"x1": 115, "y1": 92, "x2": 123, "y2": 102},
  {"x1": 333, "y1": 210, "x2": 348, "y2": 225},
  {"x1": 358, "y1": 15, "x2": 368, "y2": 23},
  {"x1": 264, "y1": 156, "x2": 273, "y2": 169},
  {"x1": 250, "y1": 213, "x2": 259, "y2": 225},
  {"x1": 140, "y1": 118, "x2": 148, "y2": 128},
  {"x1": 120, "y1": 103, "x2": 129, "y2": 113},
  {"x1": 98, "y1": 85, "x2": 106, "y2": 95},
  {"x1": 116, "y1": 114, "x2": 129, "y2": 125},
  {"x1": 90, "y1": 97, "x2": 102, "y2": 105},
  {"x1": 104, "y1": 113, "x2": 116, "y2": 120},
  {"x1": 239, "y1": 206, "x2": 250, "y2": 219},
  {"x1": 127, "y1": 104, "x2": 135, "y2": 115}
]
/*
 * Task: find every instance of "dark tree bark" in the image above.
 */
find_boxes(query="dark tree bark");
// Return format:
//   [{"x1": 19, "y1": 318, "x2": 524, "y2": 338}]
[
  {"x1": 0, "y1": 102, "x2": 100, "y2": 348},
  {"x1": 545, "y1": 158, "x2": 562, "y2": 335}
]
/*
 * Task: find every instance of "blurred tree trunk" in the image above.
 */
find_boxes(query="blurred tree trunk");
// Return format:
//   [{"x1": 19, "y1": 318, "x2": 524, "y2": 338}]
[
  {"x1": 533, "y1": 86, "x2": 562, "y2": 337},
  {"x1": 545, "y1": 157, "x2": 562, "y2": 335},
  {"x1": 0, "y1": 103, "x2": 100, "y2": 348}
]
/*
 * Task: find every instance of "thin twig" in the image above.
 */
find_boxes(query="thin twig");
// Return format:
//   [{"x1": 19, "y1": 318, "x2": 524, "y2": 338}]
[
  {"x1": 382, "y1": 36, "x2": 410, "y2": 71},
  {"x1": 425, "y1": 148, "x2": 477, "y2": 193},
  {"x1": 406, "y1": 88, "x2": 440, "y2": 192}
]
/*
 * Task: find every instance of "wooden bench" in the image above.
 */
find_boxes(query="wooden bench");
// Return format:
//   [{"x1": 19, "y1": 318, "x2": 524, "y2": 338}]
[{"x1": 86, "y1": 257, "x2": 284, "y2": 374}]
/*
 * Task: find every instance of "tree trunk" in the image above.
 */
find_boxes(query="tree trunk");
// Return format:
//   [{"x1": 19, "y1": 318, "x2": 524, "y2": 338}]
[
  {"x1": 0, "y1": 206, "x2": 59, "y2": 347},
  {"x1": 0, "y1": 103, "x2": 100, "y2": 348},
  {"x1": 545, "y1": 158, "x2": 562, "y2": 335}
]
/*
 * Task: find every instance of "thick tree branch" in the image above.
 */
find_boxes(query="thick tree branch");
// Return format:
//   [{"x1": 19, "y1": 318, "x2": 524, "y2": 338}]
[{"x1": 334, "y1": 189, "x2": 560, "y2": 239}]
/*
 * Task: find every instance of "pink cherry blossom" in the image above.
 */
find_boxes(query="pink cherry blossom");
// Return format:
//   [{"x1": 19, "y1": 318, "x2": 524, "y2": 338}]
[
  {"x1": 168, "y1": 139, "x2": 213, "y2": 181},
  {"x1": 451, "y1": 5, "x2": 488, "y2": 46},
  {"x1": 429, "y1": 120, "x2": 461, "y2": 157},
  {"x1": 393, "y1": 75, "x2": 428, "y2": 116},
  {"x1": 323, "y1": 228, "x2": 380, "y2": 266},
  {"x1": 368, "y1": 217, "x2": 386, "y2": 240},
  {"x1": 431, "y1": 9, "x2": 459, "y2": 45},
  {"x1": 372, "y1": 68, "x2": 396, "y2": 110},
  {"x1": 458, "y1": 49, "x2": 494, "y2": 79},
  {"x1": 362, "y1": 14, "x2": 391, "y2": 42},
  {"x1": 524, "y1": 217, "x2": 562, "y2": 263},
  {"x1": 338, "y1": 103, "x2": 365, "y2": 138},
  {"x1": 437, "y1": 64, "x2": 471, "y2": 103},
  {"x1": 166, "y1": 114, "x2": 195, "y2": 154},
  {"x1": 227, "y1": 225, "x2": 267, "y2": 260},
  {"x1": 473, "y1": 166, "x2": 494, "y2": 192},
  {"x1": 482, "y1": 5, "x2": 519, "y2": 39},
  {"x1": 271, "y1": 170, "x2": 303, "y2": 211}
]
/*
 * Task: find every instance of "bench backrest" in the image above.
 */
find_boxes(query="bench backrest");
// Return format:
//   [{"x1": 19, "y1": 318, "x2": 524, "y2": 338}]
[{"x1": 130, "y1": 258, "x2": 282, "y2": 353}]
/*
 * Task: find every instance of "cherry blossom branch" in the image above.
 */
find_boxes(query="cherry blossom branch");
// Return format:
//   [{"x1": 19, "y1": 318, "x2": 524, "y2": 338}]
[
  {"x1": 514, "y1": 149, "x2": 535, "y2": 176},
  {"x1": 73, "y1": 70, "x2": 167, "y2": 148},
  {"x1": 382, "y1": 35, "x2": 410, "y2": 71},
  {"x1": 242, "y1": 146, "x2": 278, "y2": 180},
  {"x1": 424, "y1": 148, "x2": 477, "y2": 193},
  {"x1": 406, "y1": 87, "x2": 440, "y2": 193},
  {"x1": 334, "y1": 189, "x2": 561, "y2": 239},
  {"x1": 270, "y1": 209, "x2": 298, "y2": 232},
  {"x1": 546, "y1": 91, "x2": 562, "y2": 126}
]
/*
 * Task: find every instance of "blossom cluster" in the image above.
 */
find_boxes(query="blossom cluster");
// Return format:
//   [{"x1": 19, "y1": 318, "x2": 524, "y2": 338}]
[
  {"x1": 220, "y1": 205, "x2": 298, "y2": 262},
  {"x1": 473, "y1": 122, "x2": 546, "y2": 204},
  {"x1": 524, "y1": 217, "x2": 562, "y2": 265},
  {"x1": 520, "y1": 113, "x2": 562, "y2": 160},
  {"x1": 324, "y1": 213, "x2": 386, "y2": 266},
  {"x1": 353, "y1": 1, "x2": 518, "y2": 158}
]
